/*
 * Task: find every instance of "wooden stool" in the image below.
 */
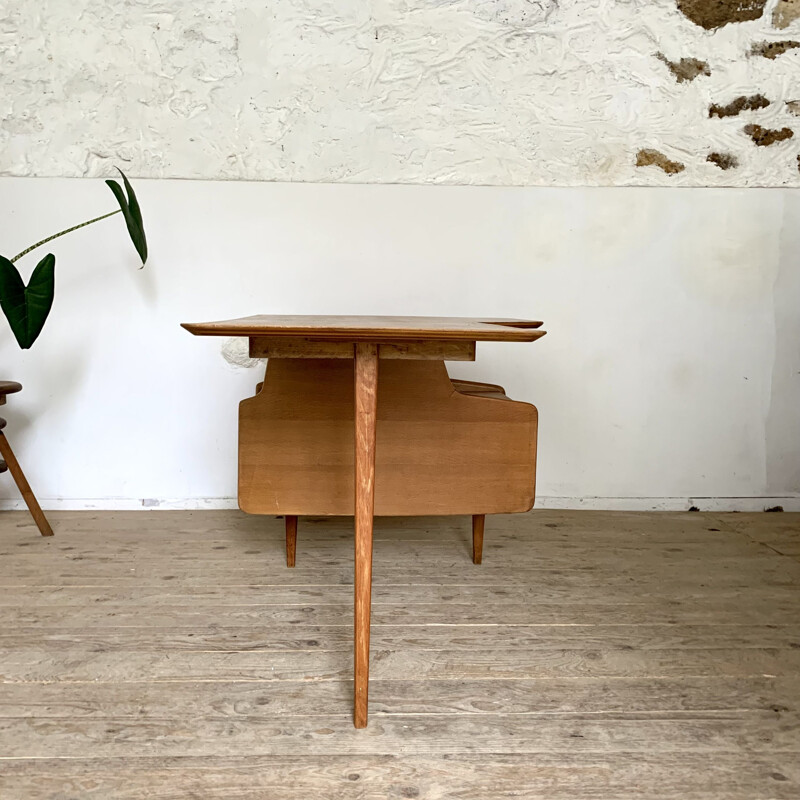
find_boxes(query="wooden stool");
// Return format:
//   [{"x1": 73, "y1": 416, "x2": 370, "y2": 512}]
[
  {"x1": 272, "y1": 375, "x2": 516, "y2": 568},
  {"x1": 0, "y1": 382, "x2": 53, "y2": 537}
]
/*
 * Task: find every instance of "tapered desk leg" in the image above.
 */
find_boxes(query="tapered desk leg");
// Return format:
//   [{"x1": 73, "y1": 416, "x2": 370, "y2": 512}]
[
  {"x1": 353, "y1": 343, "x2": 378, "y2": 728},
  {"x1": 285, "y1": 515, "x2": 297, "y2": 567}
]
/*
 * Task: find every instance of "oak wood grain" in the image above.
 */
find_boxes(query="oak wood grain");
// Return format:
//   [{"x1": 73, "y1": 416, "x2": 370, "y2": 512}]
[
  {"x1": 472, "y1": 514, "x2": 485, "y2": 564},
  {"x1": 249, "y1": 337, "x2": 476, "y2": 361},
  {"x1": 182, "y1": 315, "x2": 546, "y2": 342},
  {"x1": 238, "y1": 359, "x2": 538, "y2": 516},
  {"x1": 353, "y1": 343, "x2": 378, "y2": 727},
  {"x1": 284, "y1": 515, "x2": 297, "y2": 567}
]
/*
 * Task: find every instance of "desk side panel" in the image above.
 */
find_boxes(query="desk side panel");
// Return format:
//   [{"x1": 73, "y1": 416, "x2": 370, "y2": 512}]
[{"x1": 238, "y1": 359, "x2": 537, "y2": 516}]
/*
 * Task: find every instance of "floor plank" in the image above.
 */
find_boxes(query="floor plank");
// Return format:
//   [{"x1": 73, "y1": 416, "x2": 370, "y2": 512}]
[
  {"x1": 712, "y1": 512, "x2": 800, "y2": 556},
  {"x1": 3, "y1": 623, "x2": 798, "y2": 652},
  {"x1": 0, "y1": 677, "x2": 795, "y2": 717},
  {"x1": 4, "y1": 596, "x2": 798, "y2": 627},
  {"x1": 1, "y1": 712, "x2": 798, "y2": 757},
  {"x1": 1, "y1": 754, "x2": 797, "y2": 800}
]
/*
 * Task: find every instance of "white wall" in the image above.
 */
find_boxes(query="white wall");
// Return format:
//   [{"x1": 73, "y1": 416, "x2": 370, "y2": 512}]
[
  {"x1": 0, "y1": 178, "x2": 797, "y2": 510},
  {"x1": 3, "y1": 0, "x2": 800, "y2": 186}
]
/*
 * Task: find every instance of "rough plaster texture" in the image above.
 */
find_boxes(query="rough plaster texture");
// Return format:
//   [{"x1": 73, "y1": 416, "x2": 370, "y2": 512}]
[{"x1": 2, "y1": 0, "x2": 800, "y2": 186}]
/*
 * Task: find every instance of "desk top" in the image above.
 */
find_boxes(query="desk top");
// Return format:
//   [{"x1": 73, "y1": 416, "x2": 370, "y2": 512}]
[{"x1": 182, "y1": 315, "x2": 546, "y2": 343}]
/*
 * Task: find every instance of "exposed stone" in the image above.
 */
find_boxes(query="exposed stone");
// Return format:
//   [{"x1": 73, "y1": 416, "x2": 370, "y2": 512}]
[
  {"x1": 709, "y1": 94, "x2": 770, "y2": 118},
  {"x1": 788, "y1": 101, "x2": 800, "y2": 115},
  {"x1": 656, "y1": 53, "x2": 710, "y2": 82},
  {"x1": 773, "y1": 0, "x2": 800, "y2": 29},
  {"x1": 743, "y1": 124, "x2": 794, "y2": 146},
  {"x1": 677, "y1": 0, "x2": 767, "y2": 29},
  {"x1": 707, "y1": 152, "x2": 739, "y2": 170},
  {"x1": 635, "y1": 149, "x2": 685, "y2": 174},
  {"x1": 750, "y1": 40, "x2": 800, "y2": 58},
  {"x1": 5, "y1": 0, "x2": 800, "y2": 187}
]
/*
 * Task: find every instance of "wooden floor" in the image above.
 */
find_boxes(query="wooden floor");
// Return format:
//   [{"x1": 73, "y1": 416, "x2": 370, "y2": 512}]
[{"x1": 0, "y1": 509, "x2": 799, "y2": 798}]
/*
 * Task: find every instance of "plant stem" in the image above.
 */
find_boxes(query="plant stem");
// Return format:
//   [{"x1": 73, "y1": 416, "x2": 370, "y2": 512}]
[{"x1": 11, "y1": 209, "x2": 122, "y2": 263}]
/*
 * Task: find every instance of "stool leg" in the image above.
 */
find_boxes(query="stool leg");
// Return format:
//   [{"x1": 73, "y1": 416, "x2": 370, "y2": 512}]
[
  {"x1": 285, "y1": 515, "x2": 297, "y2": 567},
  {"x1": 472, "y1": 514, "x2": 485, "y2": 564},
  {"x1": 0, "y1": 432, "x2": 53, "y2": 537}
]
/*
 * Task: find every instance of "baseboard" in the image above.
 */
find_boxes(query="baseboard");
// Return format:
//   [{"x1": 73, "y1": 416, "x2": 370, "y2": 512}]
[
  {"x1": 533, "y1": 496, "x2": 800, "y2": 512},
  {"x1": 0, "y1": 496, "x2": 797, "y2": 512},
  {"x1": 0, "y1": 497, "x2": 241, "y2": 511}
]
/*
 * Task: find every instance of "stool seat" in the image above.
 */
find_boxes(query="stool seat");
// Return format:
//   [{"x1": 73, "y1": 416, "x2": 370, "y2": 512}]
[{"x1": 0, "y1": 381, "x2": 22, "y2": 396}]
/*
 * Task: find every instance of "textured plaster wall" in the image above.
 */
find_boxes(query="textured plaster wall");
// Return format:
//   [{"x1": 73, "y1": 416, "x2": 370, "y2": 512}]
[{"x1": 2, "y1": 0, "x2": 800, "y2": 186}]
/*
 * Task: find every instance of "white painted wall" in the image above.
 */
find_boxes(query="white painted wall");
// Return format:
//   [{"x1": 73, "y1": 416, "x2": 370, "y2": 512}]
[
  {"x1": 0, "y1": 178, "x2": 797, "y2": 510},
  {"x1": 3, "y1": 0, "x2": 800, "y2": 186}
]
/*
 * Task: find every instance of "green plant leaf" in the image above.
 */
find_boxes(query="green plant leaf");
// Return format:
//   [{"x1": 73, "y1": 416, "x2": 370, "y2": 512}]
[
  {"x1": 106, "y1": 168, "x2": 147, "y2": 266},
  {"x1": 0, "y1": 253, "x2": 56, "y2": 349}
]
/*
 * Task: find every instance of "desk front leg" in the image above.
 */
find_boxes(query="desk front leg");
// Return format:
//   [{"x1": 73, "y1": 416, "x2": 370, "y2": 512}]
[{"x1": 353, "y1": 342, "x2": 378, "y2": 728}]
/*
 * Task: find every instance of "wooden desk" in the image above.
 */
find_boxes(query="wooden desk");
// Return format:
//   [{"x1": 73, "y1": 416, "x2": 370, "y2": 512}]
[{"x1": 182, "y1": 315, "x2": 546, "y2": 727}]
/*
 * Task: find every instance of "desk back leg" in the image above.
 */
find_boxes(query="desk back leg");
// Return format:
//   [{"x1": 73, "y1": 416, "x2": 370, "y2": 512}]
[
  {"x1": 472, "y1": 514, "x2": 485, "y2": 564},
  {"x1": 285, "y1": 515, "x2": 297, "y2": 567}
]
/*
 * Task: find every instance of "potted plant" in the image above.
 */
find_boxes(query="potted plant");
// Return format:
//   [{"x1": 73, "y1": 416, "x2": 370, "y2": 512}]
[
  {"x1": 0, "y1": 169, "x2": 148, "y2": 349},
  {"x1": 0, "y1": 169, "x2": 148, "y2": 536}
]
